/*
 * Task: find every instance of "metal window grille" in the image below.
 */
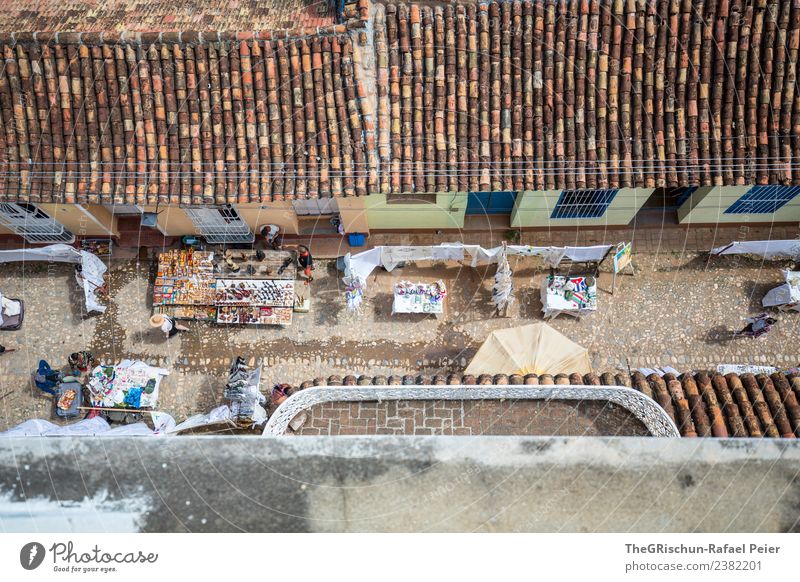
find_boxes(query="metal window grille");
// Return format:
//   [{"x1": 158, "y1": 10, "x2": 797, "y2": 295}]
[
  {"x1": 184, "y1": 205, "x2": 254, "y2": 244},
  {"x1": 724, "y1": 185, "x2": 800, "y2": 215},
  {"x1": 0, "y1": 203, "x2": 75, "y2": 243},
  {"x1": 550, "y1": 189, "x2": 619, "y2": 219}
]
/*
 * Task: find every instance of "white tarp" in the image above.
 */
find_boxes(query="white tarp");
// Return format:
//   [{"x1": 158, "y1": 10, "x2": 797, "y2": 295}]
[
  {"x1": 168, "y1": 405, "x2": 232, "y2": 434},
  {"x1": 343, "y1": 247, "x2": 382, "y2": 283},
  {"x1": 0, "y1": 417, "x2": 157, "y2": 437},
  {"x1": 381, "y1": 246, "x2": 435, "y2": 271},
  {"x1": 711, "y1": 240, "x2": 800, "y2": 260},
  {"x1": 762, "y1": 270, "x2": 800, "y2": 310},
  {"x1": 716, "y1": 364, "x2": 778, "y2": 376},
  {"x1": 346, "y1": 243, "x2": 614, "y2": 283},
  {"x1": 0, "y1": 244, "x2": 108, "y2": 313}
]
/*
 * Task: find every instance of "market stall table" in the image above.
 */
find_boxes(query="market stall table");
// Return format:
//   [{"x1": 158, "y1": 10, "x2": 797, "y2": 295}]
[
  {"x1": 392, "y1": 280, "x2": 447, "y2": 315},
  {"x1": 216, "y1": 278, "x2": 294, "y2": 325},
  {"x1": 153, "y1": 248, "x2": 298, "y2": 325},
  {"x1": 541, "y1": 275, "x2": 598, "y2": 319},
  {"x1": 86, "y1": 360, "x2": 170, "y2": 411}
]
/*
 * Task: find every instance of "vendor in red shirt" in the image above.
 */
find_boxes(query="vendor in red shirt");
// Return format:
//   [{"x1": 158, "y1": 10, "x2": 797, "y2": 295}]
[{"x1": 297, "y1": 245, "x2": 314, "y2": 282}]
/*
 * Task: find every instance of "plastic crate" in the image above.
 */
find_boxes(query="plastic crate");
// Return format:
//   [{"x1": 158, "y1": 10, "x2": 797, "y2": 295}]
[{"x1": 348, "y1": 233, "x2": 366, "y2": 247}]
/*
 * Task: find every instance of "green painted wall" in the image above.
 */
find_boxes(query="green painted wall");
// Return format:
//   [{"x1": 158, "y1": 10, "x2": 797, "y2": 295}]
[
  {"x1": 364, "y1": 192, "x2": 467, "y2": 229},
  {"x1": 677, "y1": 185, "x2": 800, "y2": 223},
  {"x1": 511, "y1": 188, "x2": 652, "y2": 227}
]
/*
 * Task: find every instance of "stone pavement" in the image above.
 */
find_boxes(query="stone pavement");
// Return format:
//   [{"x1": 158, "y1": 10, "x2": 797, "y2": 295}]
[{"x1": 0, "y1": 246, "x2": 799, "y2": 430}]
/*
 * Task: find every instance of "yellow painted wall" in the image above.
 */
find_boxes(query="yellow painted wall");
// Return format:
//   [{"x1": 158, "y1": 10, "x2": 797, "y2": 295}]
[
  {"x1": 141, "y1": 204, "x2": 301, "y2": 236},
  {"x1": 236, "y1": 203, "x2": 300, "y2": 235},
  {"x1": 364, "y1": 192, "x2": 467, "y2": 229},
  {"x1": 336, "y1": 197, "x2": 369, "y2": 233},
  {"x1": 511, "y1": 188, "x2": 651, "y2": 227},
  {"x1": 677, "y1": 185, "x2": 800, "y2": 223},
  {"x1": 39, "y1": 204, "x2": 118, "y2": 236},
  {"x1": 141, "y1": 205, "x2": 196, "y2": 236}
]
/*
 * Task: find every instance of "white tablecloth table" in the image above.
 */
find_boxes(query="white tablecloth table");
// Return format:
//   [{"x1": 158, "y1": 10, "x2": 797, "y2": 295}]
[
  {"x1": 392, "y1": 281, "x2": 446, "y2": 315},
  {"x1": 541, "y1": 275, "x2": 598, "y2": 319}
]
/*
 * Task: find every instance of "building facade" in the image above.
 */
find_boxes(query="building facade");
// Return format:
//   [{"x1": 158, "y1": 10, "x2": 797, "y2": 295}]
[{"x1": 0, "y1": 0, "x2": 798, "y2": 244}]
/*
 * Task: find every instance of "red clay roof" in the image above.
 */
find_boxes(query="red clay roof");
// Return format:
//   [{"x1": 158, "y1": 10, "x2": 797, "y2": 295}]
[
  {"x1": 0, "y1": 35, "x2": 377, "y2": 204},
  {"x1": 373, "y1": 0, "x2": 800, "y2": 193},
  {"x1": 0, "y1": 0, "x2": 335, "y2": 33}
]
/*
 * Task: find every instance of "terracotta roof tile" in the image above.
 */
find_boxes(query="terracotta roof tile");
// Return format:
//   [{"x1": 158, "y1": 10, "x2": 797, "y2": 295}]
[
  {"x1": 0, "y1": 0, "x2": 335, "y2": 33},
  {"x1": 374, "y1": 0, "x2": 800, "y2": 192},
  {"x1": 0, "y1": 34, "x2": 372, "y2": 203}
]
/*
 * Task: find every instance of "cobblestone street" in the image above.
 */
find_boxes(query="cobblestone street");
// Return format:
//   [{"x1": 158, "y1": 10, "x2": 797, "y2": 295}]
[{"x1": 0, "y1": 247, "x2": 798, "y2": 430}]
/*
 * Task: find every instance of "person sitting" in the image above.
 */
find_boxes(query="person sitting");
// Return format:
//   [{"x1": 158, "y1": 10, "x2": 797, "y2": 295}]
[
  {"x1": 271, "y1": 384, "x2": 292, "y2": 409},
  {"x1": 739, "y1": 314, "x2": 777, "y2": 336},
  {"x1": 68, "y1": 351, "x2": 94, "y2": 373},
  {"x1": 34, "y1": 360, "x2": 61, "y2": 396},
  {"x1": 259, "y1": 224, "x2": 283, "y2": 250}
]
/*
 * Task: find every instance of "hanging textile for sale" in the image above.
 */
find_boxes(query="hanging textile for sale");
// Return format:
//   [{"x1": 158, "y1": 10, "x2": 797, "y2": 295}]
[
  {"x1": 492, "y1": 251, "x2": 514, "y2": 312},
  {"x1": 224, "y1": 357, "x2": 266, "y2": 426},
  {"x1": 345, "y1": 243, "x2": 613, "y2": 279},
  {"x1": 0, "y1": 244, "x2": 108, "y2": 313},
  {"x1": 344, "y1": 275, "x2": 366, "y2": 312}
]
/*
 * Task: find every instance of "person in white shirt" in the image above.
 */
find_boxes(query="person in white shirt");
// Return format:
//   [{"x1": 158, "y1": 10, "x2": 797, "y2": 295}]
[{"x1": 150, "y1": 314, "x2": 190, "y2": 339}]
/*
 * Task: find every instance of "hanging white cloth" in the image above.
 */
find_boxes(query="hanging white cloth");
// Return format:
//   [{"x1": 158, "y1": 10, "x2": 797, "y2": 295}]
[
  {"x1": 711, "y1": 240, "x2": 800, "y2": 260},
  {"x1": 0, "y1": 244, "x2": 108, "y2": 313}
]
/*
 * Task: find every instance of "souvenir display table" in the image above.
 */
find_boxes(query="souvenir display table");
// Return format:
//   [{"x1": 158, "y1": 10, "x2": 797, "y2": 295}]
[
  {"x1": 86, "y1": 360, "x2": 170, "y2": 410},
  {"x1": 216, "y1": 278, "x2": 294, "y2": 324},
  {"x1": 392, "y1": 280, "x2": 447, "y2": 315},
  {"x1": 153, "y1": 249, "x2": 297, "y2": 325},
  {"x1": 153, "y1": 249, "x2": 217, "y2": 320},
  {"x1": 541, "y1": 275, "x2": 598, "y2": 319}
]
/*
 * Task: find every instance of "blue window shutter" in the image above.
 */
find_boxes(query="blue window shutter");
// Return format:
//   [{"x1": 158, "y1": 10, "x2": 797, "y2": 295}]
[{"x1": 724, "y1": 185, "x2": 800, "y2": 214}]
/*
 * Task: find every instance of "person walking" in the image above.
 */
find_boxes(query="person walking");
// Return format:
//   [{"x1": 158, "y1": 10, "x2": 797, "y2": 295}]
[
  {"x1": 150, "y1": 314, "x2": 190, "y2": 339},
  {"x1": 0, "y1": 345, "x2": 17, "y2": 355}
]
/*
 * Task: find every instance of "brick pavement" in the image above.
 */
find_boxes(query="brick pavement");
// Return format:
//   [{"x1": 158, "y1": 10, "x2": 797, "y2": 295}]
[{"x1": 294, "y1": 399, "x2": 650, "y2": 436}]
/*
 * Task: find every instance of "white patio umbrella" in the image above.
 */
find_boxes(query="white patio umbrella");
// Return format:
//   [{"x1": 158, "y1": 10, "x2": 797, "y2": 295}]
[{"x1": 465, "y1": 322, "x2": 592, "y2": 376}]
